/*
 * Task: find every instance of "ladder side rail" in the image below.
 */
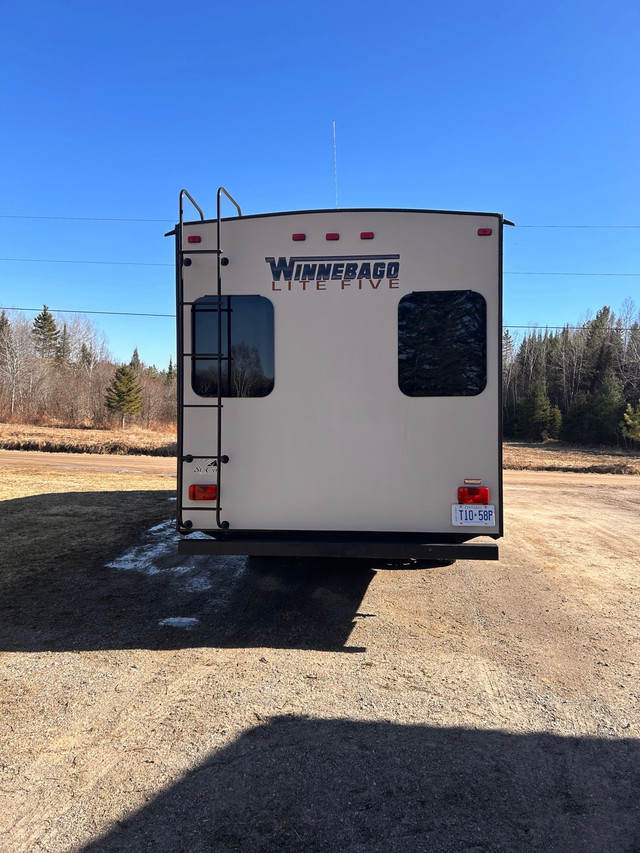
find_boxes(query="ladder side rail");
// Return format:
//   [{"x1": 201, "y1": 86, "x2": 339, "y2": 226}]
[
  {"x1": 177, "y1": 190, "x2": 204, "y2": 531},
  {"x1": 176, "y1": 204, "x2": 185, "y2": 531},
  {"x1": 214, "y1": 187, "x2": 242, "y2": 530}
]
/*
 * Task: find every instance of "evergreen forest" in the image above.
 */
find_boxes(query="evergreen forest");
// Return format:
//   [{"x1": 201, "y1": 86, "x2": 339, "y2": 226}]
[{"x1": 504, "y1": 303, "x2": 640, "y2": 447}]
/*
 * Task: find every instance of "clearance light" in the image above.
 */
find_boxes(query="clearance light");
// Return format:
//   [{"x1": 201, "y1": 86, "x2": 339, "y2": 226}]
[
  {"x1": 477, "y1": 228, "x2": 492, "y2": 236},
  {"x1": 326, "y1": 233, "x2": 339, "y2": 241},
  {"x1": 458, "y1": 486, "x2": 490, "y2": 504},
  {"x1": 189, "y1": 484, "x2": 217, "y2": 501},
  {"x1": 292, "y1": 233, "x2": 306, "y2": 241},
  {"x1": 360, "y1": 232, "x2": 374, "y2": 240},
  {"x1": 188, "y1": 235, "x2": 202, "y2": 243}
]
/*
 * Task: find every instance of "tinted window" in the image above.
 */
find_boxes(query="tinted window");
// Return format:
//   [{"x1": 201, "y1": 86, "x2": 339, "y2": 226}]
[
  {"x1": 398, "y1": 290, "x2": 487, "y2": 396},
  {"x1": 192, "y1": 295, "x2": 274, "y2": 397}
]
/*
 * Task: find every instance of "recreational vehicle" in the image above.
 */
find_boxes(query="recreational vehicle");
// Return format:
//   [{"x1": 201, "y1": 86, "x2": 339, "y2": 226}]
[{"x1": 170, "y1": 189, "x2": 506, "y2": 562}]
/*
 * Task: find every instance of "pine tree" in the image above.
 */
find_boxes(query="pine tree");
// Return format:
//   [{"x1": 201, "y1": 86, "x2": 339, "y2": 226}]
[
  {"x1": 515, "y1": 382, "x2": 553, "y2": 441},
  {"x1": 32, "y1": 305, "x2": 60, "y2": 359},
  {"x1": 587, "y1": 375, "x2": 625, "y2": 444},
  {"x1": 55, "y1": 323, "x2": 71, "y2": 365},
  {"x1": 562, "y1": 391, "x2": 591, "y2": 443},
  {"x1": 130, "y1": 347, "x2": 142, "y2": 372},
  {"x1": 79, "y1": 343, "x2": 97, "y2": 374},
  {"x1": 562, "y1": 376, "x2": 625, "y2": 445},
  {"x1": 105, "y1": 364, "x2": 143, "y2": 429},
  {"x1": 549, "y1": 405, "x2": 562, "y2": 439},
  {"x1": 621, "y1": 403, "x2": 640, "y2": 444}
]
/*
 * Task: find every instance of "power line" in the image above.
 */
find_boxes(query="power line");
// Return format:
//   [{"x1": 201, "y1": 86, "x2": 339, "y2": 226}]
[
  {"x1": 516, "y1": 224, "x2": 640, "y2": 229},
  {"x1": 0, "y1": 306, "x2": 173, "y2": 318},
  {"x1": 504, "y1": 324, "x2": 638, "y2": 331},
  {"x1": 506, "y1": 271, "x2": 640, "y2": 277},
  {"x1": 1, "y1": 306, "x2": 636, "y2": 331},
  {"x1": 0, "y1": 257, "x2": 171, "y2": 267},
  {"x1": 0, "y1": 214, "x2": 173, "y2": 222},
  {"x1": 1, "y1": 213, "x2": 640, "y2": 228},
  {"x1": 0, "y1": 257, "x2": 638, "y2": 276}
]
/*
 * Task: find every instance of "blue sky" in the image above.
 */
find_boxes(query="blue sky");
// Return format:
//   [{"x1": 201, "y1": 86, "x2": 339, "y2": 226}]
[{"x1": 1, "y1": 0, "x2": 638, "y2": 368}]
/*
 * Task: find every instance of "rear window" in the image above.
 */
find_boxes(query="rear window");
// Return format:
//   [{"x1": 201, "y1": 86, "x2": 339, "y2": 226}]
[
  {"x1": 398, "y1": 290, "x2": 487, "y2": 396},
  {"x1": 192, "y1": 295, "x2": 274, "y2": 397}
]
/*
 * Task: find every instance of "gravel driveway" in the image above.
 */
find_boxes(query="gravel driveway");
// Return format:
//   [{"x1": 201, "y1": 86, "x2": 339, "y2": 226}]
[{"x1": 1, "y1": 468, "x2": 639, "y2": 852}]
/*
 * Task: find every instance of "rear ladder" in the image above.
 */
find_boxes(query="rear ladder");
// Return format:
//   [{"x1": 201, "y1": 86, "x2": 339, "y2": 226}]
[{"x1": 177, "y1": 188, "x2": 242, "y2": 530}]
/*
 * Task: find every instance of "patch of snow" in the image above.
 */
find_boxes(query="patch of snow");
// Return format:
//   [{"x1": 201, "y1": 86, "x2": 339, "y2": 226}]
[
  {"x1": 149, "y1": 519, "x2": 175, "y2": 533},
  {"x1": 106, "y1": 542, "x2": 169, "y2": 574},
  {"x1": 183, "y1": 576, "x2": 213, "y2": 593},
  {"x1": 105, "y1": 519, "x2": 247, "y2": 599},
  {"x1": 158, "y1": 617, "x2": 200, "y2": 629}
]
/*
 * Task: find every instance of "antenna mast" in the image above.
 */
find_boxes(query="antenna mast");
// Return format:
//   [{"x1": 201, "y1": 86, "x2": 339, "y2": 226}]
[{"x1": 333, "y1": 120, "x2": 338, "y2": 209}]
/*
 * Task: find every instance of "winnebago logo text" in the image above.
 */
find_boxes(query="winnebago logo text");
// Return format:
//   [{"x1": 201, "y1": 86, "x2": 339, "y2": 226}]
[{"x1": 265, "y1": 254, "x2": 400, "y2": 291}]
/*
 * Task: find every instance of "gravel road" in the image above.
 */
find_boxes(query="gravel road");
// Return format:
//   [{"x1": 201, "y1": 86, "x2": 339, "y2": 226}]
[
  {"x1": 1, "y1": 463, "x2": 639, "y2": 853},
  {"x1": 0, "y1": 449, "x2": 176, "y2": 476}
]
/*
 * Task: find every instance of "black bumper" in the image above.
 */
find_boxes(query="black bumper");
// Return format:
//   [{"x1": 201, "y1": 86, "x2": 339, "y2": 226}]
[{"x1": 178, "y1": 535, "x2": 499, "y2": 561}]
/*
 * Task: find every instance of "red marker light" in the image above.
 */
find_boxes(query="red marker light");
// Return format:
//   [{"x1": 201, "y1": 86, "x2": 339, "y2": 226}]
[
  {"x1": 477, "y1": 228, "x2": 492, "y2": 236},
  {"x1": 360, "y1": 232, "x2": 374, "y2": 240},
  {"x1": 326, "y1": 233, "x2": 339, "y2": 241},
  {"x1": 458, "y1": 486, "x2": 490, "y2": 504},
  {"x1": 189, "y1": 484, "x2": 217, "y2": 501},
  {"x1": 188, "y1": 235, "x2": 202, "y2": 243},
  {"x1": 292, "y1": 233, "x2": 306, "y2": 241}
]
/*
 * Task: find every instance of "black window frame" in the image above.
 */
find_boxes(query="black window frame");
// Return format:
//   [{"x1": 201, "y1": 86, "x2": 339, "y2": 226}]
[
  {"x1": 191, "y1": 294, "x2": 275, "y2": 398},
  {"x1": 398, "y1": 289, "x2": 487, "y2": 397}
]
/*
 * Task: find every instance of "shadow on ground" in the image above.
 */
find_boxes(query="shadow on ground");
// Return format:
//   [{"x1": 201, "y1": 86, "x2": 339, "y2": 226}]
[
  {"x1": 78, "y1": 717, "x2": 640, "y2": 852},
  {"x1": 0, "y1": 491, "x2": 376, "y2": 653}
]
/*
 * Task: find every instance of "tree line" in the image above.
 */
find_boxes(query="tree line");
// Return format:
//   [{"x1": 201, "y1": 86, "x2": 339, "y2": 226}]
[
  {"x1": 0, "y1": 306, "x2": 176, "y2": 428},
  {"x1": 504, "y1": 302, "x2": 640, "y2": 446},
  {"x1": 3, "y1": 302, "x2": 640, "y2": 444}
]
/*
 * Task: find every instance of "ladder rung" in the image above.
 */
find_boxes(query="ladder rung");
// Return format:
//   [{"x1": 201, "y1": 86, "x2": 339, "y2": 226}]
[
  {"x1": 180, "y1": 249, "x2": 221, "y2": 255},
  {"x1": 182, "y1": 454, "x2": 228, "y2": 460},
  {"x1": 184, "y1": 353, "x2": 231, "y2": 359},
  {"x1": 183, "y1": 403, "x2": 223, "y2": 409}
]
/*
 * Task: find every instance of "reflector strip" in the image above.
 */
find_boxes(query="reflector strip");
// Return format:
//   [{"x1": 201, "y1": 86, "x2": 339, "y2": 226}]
[
  {"x1": 188, "y1": 235, "x2": 202, "y2": 243},
  {"x1": 189, "y1": 484, "x2": 217, "y2": 501},
  {"x1": 458, "y1": 486, "x2": 490, "y2": 504}
]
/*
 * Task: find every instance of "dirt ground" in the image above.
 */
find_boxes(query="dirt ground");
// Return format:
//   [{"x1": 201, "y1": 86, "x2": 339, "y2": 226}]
[{"x1": 1, "y1": 453, "x2": 639, "y2": 852}]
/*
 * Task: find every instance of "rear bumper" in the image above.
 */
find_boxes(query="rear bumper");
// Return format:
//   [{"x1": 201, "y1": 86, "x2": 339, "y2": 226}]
[{"x1": 178, "y1": 535, "x2": 499, "y2": 561}]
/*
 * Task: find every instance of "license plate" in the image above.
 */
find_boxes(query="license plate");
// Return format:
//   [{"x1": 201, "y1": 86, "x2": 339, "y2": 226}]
[{"x1": 452, "y1": 504, "x2": 496, "y2": 526}]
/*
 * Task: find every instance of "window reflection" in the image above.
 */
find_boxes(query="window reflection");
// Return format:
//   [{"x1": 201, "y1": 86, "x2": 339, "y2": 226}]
[
  {"x1": 192, "y1": 296, "x2": 274, "y2": 397},
  {"x1": 398, "y1": 290, "x2": 487, "y2": 396}
]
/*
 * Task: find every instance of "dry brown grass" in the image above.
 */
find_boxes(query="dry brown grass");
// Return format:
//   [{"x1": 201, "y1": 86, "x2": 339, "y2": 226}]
[
  {"x1": 0, "y1": 422, "x2": 176, "y2": 456},
  {"x1": 2, "y1": 424, "x2": 638, "y2": 474},
  {"x1": 503, "y1": 441, "x2": 640, "y2": 475}
]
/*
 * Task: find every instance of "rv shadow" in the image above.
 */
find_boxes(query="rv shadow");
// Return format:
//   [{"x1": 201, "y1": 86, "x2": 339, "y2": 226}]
[
  {"x1": 79, "y1": 717, "x2": 640, "y2": 852},
  {"x1": 0, "y1": 490, "x2": 375, "y2": 653}
]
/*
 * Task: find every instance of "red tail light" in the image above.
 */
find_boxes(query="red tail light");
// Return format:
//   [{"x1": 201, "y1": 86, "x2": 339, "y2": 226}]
[
  {"x1": 477, "y1": 228, "x2": 492, "y2": 236},
  {"x1": 360, "y1": 232, "x2": 374, "y2": 240},
  {"x1": 188, "y1": 235, "x2": 202, "y2": 243},
  {"x1": 189, "y1": 484, "x2": 217, "y2": 501},
  {"x1": 292, "y1": 233, "x2": 306, "y2": 241},
  {"x1": 326, "y1": 233, "x2": 339, "y2": 241},
  {"x1": 458, "y1": 486, "x2": 490, "y2": 504}
]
